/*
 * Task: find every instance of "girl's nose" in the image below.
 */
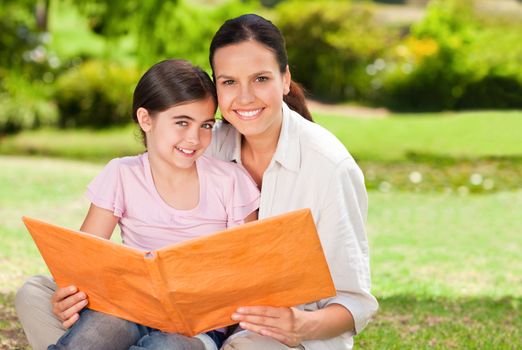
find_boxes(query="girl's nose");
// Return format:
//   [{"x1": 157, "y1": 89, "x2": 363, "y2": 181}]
[{"x1": 186, "y1": 127, "x2": 200, "y2": 145}]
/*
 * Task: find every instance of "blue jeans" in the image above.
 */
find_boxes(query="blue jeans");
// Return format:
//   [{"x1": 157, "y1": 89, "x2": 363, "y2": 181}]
[{"x1": 48, "y1": 308, "x2": 225, "y2": 350}]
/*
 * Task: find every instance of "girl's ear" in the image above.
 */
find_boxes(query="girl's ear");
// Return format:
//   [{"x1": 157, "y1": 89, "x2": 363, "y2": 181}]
[
  {"x1": 283, "y1": 65, "x2": 291, "y2": 95},
  {"x1": 136, "y1": 107, "x2": 153, "y2": 132}
]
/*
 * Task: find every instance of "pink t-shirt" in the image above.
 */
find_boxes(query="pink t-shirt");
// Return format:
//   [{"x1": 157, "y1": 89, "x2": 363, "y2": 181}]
[{"x1": 86, "y1": 153, "x2": 260, "y2": 251}]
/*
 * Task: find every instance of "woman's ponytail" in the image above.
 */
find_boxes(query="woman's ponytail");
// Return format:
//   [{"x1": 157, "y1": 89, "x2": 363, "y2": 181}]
[{"x1": 284, "y1": 81, "x2": 313, "y2": 122}]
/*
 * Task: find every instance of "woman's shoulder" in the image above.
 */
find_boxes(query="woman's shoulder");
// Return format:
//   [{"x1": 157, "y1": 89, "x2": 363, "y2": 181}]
[
  {"x1": 207, "y1": 120, "x2": 238, "y2": 161},
  {"x1": 293, "y1": 113, "x2": 354, "y2": 167},
  {"x1": 212, "y1": 120, "x2": 237, "y2": 144}
]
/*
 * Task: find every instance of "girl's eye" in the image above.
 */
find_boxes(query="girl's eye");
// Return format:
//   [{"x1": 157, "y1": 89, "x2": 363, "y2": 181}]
[
  {"x1": 176, "y1": 121, "x2": 189, "y2": 127},
  {"x1": 256, "y1": 76, "x2": 269, "y2": 82},
  {"x1": 201, "y1": 123, "x2": 214, "y2": 130}
]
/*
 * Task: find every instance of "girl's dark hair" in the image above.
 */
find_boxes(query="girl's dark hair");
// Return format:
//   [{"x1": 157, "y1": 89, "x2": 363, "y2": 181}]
[
  {"x1": 132, "y1": 59, "x2": 217, "y2": 146},
  {"x1": 209, "y1": 14, "x2": 313, "y2": 122}
]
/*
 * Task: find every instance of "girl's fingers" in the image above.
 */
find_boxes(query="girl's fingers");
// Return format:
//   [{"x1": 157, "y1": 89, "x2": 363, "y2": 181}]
[
  {"x1": 62, "y1": 312, "x2": 80, "y2": 329},
  {"x1": 51, "y1": 286, "x2": 77, "y2": 303},
  {"x1": 51, "y1": 286, "x2": 87, "y2": 321},
  {"x1": 60, "y1": 298, "x2": 88, "y2": 322}
]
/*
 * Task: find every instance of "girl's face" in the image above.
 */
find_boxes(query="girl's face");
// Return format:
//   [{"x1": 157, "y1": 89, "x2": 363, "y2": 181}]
[
  {"x1": 212, "y1": 40, "x2": 291, "y2": 138},
  {"x1": 138, "y1": 97, "x2": 216, "y2": 170}
]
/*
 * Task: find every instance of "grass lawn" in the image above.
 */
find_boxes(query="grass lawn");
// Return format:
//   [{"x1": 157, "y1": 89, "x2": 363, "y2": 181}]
[
  {"x1": 0, "y1": 156, "x2": 520, "y2": 349},
  {"x1": 2, "y1": 110, "x2": 522, "y2": 194},
  {"x1": 2, "y1": 111, "x2": 522, "y2": 163}
]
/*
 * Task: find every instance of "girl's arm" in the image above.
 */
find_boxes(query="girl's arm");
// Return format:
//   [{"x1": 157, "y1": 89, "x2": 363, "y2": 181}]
[
  {"x1": 51, "y1": 203, "x2": 119, "y2": 328},
  {"x1": 244, "y1": 210, "x2": 258, "y2": 223},
  {"x1": 80, "y1": 203, "x2": 119, "y2": 239}
]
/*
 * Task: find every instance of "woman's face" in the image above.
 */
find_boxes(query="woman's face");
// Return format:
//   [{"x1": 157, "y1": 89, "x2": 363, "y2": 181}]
[{"x1": 212, "y1": 40, "x2": 291, "y2": 138}]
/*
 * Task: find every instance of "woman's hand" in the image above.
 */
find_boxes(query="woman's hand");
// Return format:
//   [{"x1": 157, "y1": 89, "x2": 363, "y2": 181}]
[
  {"x1": 51, "y1": 285, "x2": 88, "y2": 329},
  {"x1": 231, "y1": 306, "x2": 310, "y2": 347}
]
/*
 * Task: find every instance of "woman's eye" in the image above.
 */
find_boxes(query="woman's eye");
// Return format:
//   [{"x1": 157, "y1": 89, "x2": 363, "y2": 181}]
[
  {"x1": 256, "y1": 76, "x2": 269, "y2": 82},
  {"x1": 222, "y1": 80, "x2": 235, "y2": 86},
  {"x1": 176, "y1": 121, "x2": 189, "y2": 127},
  {"x1": 201, "y1": 123, "x2": 214, "y2": 130}
]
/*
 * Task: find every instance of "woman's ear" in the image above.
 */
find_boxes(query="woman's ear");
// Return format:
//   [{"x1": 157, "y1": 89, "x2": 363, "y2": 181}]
[
  {"x1": 283, "y1": 65, "x2": 291, "y2": 95},
  {"x1": 136, "y1": 107, "x2": 152, "y2": 132}
]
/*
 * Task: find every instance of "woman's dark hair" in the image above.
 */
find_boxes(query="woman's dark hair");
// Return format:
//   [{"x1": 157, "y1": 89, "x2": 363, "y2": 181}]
[
  {"x1": 209, "y1": 14, "x2": 313, "y2": 122},
  {"x1": 132, "y1": 59, "x2": 217, "y2": 146}
]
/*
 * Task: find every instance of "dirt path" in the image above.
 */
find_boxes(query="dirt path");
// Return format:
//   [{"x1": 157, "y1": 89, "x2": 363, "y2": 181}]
[{"x1": 306, "y1": 99, "x2": 389, "y2": 118}]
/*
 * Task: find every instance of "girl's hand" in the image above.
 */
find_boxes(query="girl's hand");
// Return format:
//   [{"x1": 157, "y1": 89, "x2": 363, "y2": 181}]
[
  {"x1": 51, "y1": 285, "x2": 88, "y2": 329},
  {"x1": 231, "y1": 306, "x2": 309, "y2": 347}
]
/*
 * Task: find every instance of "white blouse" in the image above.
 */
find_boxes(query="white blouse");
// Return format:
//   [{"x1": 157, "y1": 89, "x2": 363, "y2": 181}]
[{"x1": 207, "y1": 103, "x2": 378, "y2": 350}]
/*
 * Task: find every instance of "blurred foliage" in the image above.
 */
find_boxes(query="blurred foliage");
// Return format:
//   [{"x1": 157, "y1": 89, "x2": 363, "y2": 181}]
[
  {"x1": 132, "y1": 0, "x2": 258, "y2": 69},
  {"x1": 274, "y1": 0, "x2": 395, "y2": 101},
  {"x1": 71, "y1": 0, "x2": 258, "y2": 69},
  {"x1": 0, "y1": 73, "x2": 58, "y2": 134},
  {"x1": 2, "y1": 0, "x2": 522, "y2": 134},
  {"x1": 0, "y1": 0, "x2": 61, "y2": 134},
  {"x1": 54, "y1": 60, "x2": 139, "y2": 128},
  {"x1": 373, "y1": 0, "x2": 522, "y2": 110},
  {"x1": 0, "y1": 0, "x2": 51, "y2": 76}
]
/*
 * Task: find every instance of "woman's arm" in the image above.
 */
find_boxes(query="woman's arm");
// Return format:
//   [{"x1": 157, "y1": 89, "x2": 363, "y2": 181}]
[
  {"x1": 231, "y1": 304, "x2": 354, "y2": 347},
  {"x1": 52, "y1": 204, "x2": 119, "y2": 328},
  {"x1": 232, "y1": 159, "x2": 377, "y2": 345}
]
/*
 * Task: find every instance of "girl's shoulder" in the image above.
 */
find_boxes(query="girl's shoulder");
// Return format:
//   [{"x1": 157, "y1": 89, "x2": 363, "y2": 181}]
[
  {"x1": 101, "y1": 153, "x2": 148, "y2": 177},
  {"x1": 198, "y1": 155, "x2": 246, "y2": 178}
]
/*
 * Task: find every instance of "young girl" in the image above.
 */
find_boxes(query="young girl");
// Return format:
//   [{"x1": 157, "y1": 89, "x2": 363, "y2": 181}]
[{"x1": 36, "y1": 59, "x2": 259, "y2": 350}]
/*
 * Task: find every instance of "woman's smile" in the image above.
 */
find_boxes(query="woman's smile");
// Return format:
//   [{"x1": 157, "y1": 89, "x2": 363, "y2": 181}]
[{"x1": 234, "y1": 108, "x2": 264, "y2": 120}]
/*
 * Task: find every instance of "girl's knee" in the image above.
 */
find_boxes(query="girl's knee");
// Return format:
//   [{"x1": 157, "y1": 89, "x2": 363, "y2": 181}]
[{"x1": 15, "y1": 275, "x2": 54, "y2": 315}]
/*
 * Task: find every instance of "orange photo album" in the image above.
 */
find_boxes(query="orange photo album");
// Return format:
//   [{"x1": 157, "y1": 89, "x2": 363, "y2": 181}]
[{"x1": 22, "y1": 209, "x2": 336, "y2": 336}]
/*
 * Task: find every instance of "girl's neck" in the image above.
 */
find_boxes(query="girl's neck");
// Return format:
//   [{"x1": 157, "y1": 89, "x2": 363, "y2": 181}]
[
  {"x1": 147, "y1": 153, "x2": 200, "y2": 210},
  {"x1": 148, "y1": 153, "x2": 197, "y2": 184}
]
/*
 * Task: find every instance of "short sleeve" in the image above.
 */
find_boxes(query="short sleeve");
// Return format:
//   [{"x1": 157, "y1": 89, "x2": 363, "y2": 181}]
[
  {"x1": 225, "y1": 165, "x2": 260, "y2": 227},
  {"x1": 86, "y1": 158, "x2": 125, "y2": 217}
]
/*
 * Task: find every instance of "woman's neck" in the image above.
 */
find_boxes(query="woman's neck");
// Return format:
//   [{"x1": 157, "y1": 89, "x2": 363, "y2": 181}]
[{"x1": 240, "y1": 119, "x2": 282, "y2": 188}]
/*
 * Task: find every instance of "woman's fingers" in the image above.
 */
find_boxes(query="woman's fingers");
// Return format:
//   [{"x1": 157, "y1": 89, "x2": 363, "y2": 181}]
[
  {"x1": 236, "y1": 306, "x2": 282, "y2": 317},
  {"x1": 232, "y1": 313, "x2": 279, "y2": 328},
  {"x1": 231, "y1": 306, "x2": 304, "y2": 347}
]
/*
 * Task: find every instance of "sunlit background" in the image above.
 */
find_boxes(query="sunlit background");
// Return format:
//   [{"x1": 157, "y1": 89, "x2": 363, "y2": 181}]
[{"x1": 1, "y1": 1, "x2": 521, "y2": 349}]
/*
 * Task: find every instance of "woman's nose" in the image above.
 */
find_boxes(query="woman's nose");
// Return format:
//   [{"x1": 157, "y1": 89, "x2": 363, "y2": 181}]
[{"x1": 237, "y1": 84, "x2": 255, "y2": 105}]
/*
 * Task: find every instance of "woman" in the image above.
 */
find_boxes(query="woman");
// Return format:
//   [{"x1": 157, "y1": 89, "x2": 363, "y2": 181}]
[
  {"x1": 16, "y1": 14, "x2": 377, "y2": 350},
  {"x1": 206, "y1": 14, "x2": 377, "y2": 350}
]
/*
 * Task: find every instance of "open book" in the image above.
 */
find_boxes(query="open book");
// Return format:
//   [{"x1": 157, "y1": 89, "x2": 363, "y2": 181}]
[{"x1": 23, "y1": 209, "x2": 336, "y2": 336}]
